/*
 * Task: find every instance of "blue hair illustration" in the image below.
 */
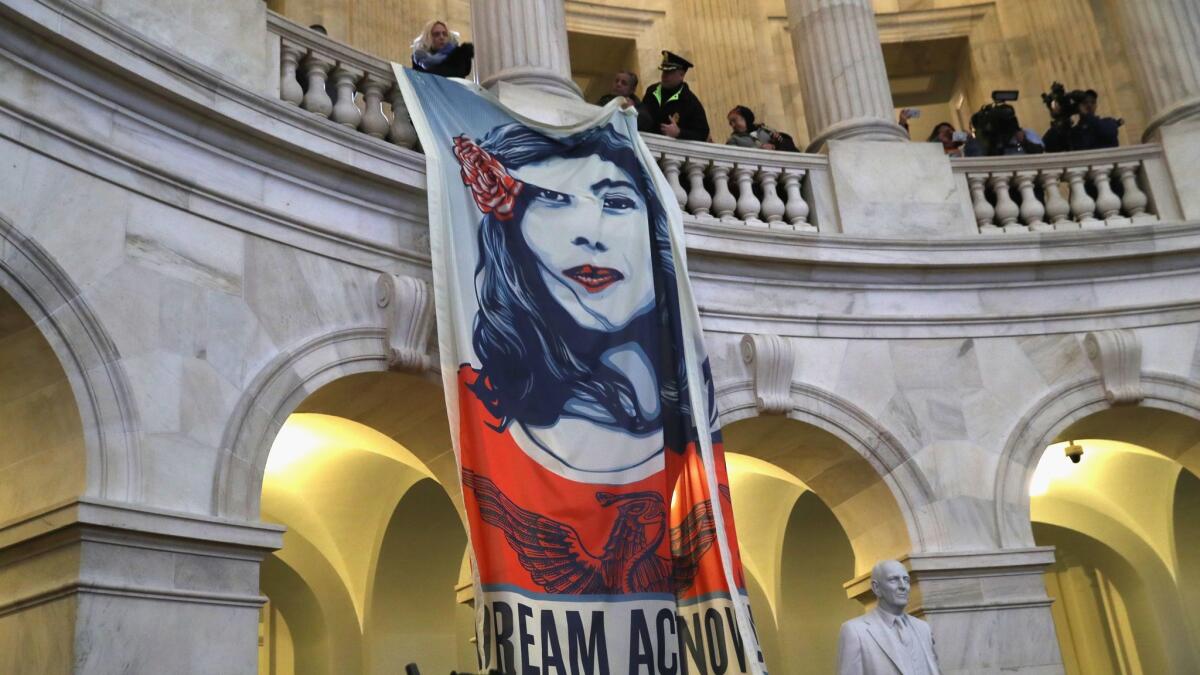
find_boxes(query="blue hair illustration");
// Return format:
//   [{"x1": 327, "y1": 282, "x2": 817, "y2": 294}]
[{"x1": 463, "y1": 122, "x2": 709, "y2": 448}]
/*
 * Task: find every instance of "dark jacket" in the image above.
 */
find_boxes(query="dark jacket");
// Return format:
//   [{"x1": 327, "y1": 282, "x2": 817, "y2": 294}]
[
  {"x1": 1069, "y1": 113, "x2": 1120, "y2": 151},
  {"x1": 638, "y1": 82, "x2": 710, "y2": 142},
  {"x1": 412, "y1": 42, "x2": 474, "y2": 79}
]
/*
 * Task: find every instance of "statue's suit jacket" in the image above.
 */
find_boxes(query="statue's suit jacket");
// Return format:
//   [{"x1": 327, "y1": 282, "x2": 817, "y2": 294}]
[{"x1": 837, "y1": 610, "x2": 940, "y2": 675}]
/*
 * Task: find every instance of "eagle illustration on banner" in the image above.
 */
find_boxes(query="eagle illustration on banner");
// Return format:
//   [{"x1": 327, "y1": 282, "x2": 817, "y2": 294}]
[{"x1": 396, "y1": 65, "x2": 768, "y2": 675}]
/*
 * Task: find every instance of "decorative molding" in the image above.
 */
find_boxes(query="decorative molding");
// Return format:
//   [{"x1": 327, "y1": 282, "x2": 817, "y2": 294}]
[
  {"x1": 0, "y1": 217, "x2": 142, "y2": 503},
  {"x1": 376, "y1": 273, "x2": 434, "y2": 372},
  {"x1": 874, "y1": 2, "x2": 995, "y2": 43},
  {"x1": 739, "y1": 334, "x2": 796, "y2": 414},
  {"x1": 1084, "y1": 329, "x2": 1144, "y2": 404},
  {"x1": 564, "y1": 1, "x2": 665, "y2": 39},
  {"x1": 214, "y1": 327, "x2": 390, "y2": 518}
]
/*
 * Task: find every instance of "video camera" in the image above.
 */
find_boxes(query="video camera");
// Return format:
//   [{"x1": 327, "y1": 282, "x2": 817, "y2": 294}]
[
  {"x1": 1041, "y1": 82, "x2": 1088, "y2": 126},
  {"x1": 970, "y1": 90, "x2": 1021, "y2": 156}
]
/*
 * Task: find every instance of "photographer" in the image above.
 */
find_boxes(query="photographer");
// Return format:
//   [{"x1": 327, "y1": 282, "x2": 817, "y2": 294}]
[
  {"x1": 928, "y1": 122, "x2": 969, "y2": 157},
  {"x1": 969, "y1": 91, "x2": 1045, "y2": 156},
  {"x1": 1042, "y1": 83, "x2": 1122, "y2": 152},
  {"x1": 1071, "y1": 90, "x2": 1120, "y2": 150}
]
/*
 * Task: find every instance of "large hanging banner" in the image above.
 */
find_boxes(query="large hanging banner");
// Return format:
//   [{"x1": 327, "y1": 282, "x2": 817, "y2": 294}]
[{"x1": 397, "y1": 67, "x2": 767, "y2": 675}]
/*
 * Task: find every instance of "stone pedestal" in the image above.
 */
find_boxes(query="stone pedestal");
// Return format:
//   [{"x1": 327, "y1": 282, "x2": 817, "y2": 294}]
[
  {"x1": 826, "y1": 140, "x2": 976, "y2": 237},
  {"x1": 846, "y1": 548, "x2": 1065, "y2": 675},
  {"x1": 1112, "y1": 0, "x2": 1200, "y2": 139},
  {"x1": 469, "y1": 0, "x2": 582, "y2": 100},
  {"x1": 786, "y1": 0, "x2": 908, "y2": 151},
  {"x1": 0, "y1": 499, "x2": 282, "y2": 674},
  {"x1": 86, "y1": 0, "x2": 273, "y2": 94}
]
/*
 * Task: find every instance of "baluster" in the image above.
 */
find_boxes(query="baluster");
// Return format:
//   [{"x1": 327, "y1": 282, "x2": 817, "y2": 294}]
[
  {"x1": 988, "y1": 173, "x2": 1022, "y2": 231},
  {"x1": 1089, "y1": 164, "x2": 1125, "y2": 226},
  {"x1": 684, "y1": 160, "x2": 713, "y2": 217},
  {"x1": 781, "y1": 169, "x2": 812, "y2": 231},
  {"x1": 300, "y1": 53, "x2": 335, "y2": 117},
  {"x1": 1116, "y1": 162, "x2": 1152, "y2": 223},
  {"x1": 733, "y1": 165, "x2": 762, "y2": 224},
  {"x1": 1065, "y1": 166, "x2": 1101, "y2": 228},
  {"x1": 387, "y1": 85, "x2": 418, "y2": 149},
  {"x1": 758, "y1": 168, "x2": 786, "y2": 226},
  {"x1": 359, "y1": 74, "x2": 391, "y2": 138},
  {"x1": 279, "y1": 39, "x2": 305, "y2": 106},
  {"x1": 967, "y1": 173, "x2": 996, "y2": 232},
  {"x1": 659, "y1": 155, "x2": 688, "y2": 210},
  {"x1": 330, "y1": 65, "x2": 364, "y2": 128},
  {"x1": 1038, "y1": 169, "x2": 1072, "y2": 229},
  {"x1": 710, "y1": 163, "x2": 737, "y2": 221},
  {"x1": 1013, "y1": 171, "x2": 1048, "y2": 231}
]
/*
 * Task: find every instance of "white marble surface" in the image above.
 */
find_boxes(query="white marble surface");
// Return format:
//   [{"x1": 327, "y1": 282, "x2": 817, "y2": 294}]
[{"x1": 828, "y1": 140, "x2": 977, "y2": 237}]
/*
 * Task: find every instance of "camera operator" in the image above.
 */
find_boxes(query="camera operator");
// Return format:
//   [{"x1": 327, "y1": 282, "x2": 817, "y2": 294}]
[
  {"x1": 1041, "y1": 83, "x2": 1122, "y2": 152},
  {"x1": 969, "y1": 91, "x2": 1045, "y2": 156}
]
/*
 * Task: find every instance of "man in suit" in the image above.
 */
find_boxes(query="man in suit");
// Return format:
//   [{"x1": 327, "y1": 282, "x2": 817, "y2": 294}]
[{"x1": 838, "y1": 560, "x2": 941, "y2": 675}]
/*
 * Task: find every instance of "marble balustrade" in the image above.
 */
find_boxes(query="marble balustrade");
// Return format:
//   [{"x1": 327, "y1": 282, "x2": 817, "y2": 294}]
[
  {"x1": 952, "y1": 146, "x2": 1176, "y2": 234},
  {"x1": 642, "y1": 135, "x2": 828, "y2": 232},
  {"x1": 268, "y1": 11, "x2": 1184, "y2": 239},
  {"x1": 268, "y1": 12, "x2": 418, "y2": 149}
]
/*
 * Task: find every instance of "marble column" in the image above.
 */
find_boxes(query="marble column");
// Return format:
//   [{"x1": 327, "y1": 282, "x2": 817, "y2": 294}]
[
  {"x1": 846, "y1": 548, "x2": 1065, "y2": 675},
  {"x1": 0, "y1": 499, "x2": 282, "y2": 674},
  {"x1": 786, "y1": 0, "x2": 907, "y2": 151},
  {"x1": 469, "y1": 0, "x2": 582, "y2": 100},
  {"x1": 1113, "y1": 0, "x2": 1200, "y2": 138}
]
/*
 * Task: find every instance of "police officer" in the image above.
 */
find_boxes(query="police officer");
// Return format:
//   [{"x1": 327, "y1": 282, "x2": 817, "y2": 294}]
[{"x1": 638, "y1": 51, "x2": 710, "y2": 142}]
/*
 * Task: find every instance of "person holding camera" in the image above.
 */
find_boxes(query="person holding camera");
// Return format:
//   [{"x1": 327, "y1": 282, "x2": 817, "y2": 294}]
[
  {"x1": 726, "y1": 106, "x2": 799, "y2": 152},
  {"x1": 1042, "y1": 84, "x2": 1121, "y2": 152},
  {"x1": 928, "y1": 122, "x2": 969, "y2": 157},
  {"x1": 969, "y1": 92, "x2": 1045, "y2": 156}
]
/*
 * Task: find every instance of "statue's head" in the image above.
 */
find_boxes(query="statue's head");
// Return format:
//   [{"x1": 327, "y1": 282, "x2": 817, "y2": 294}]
[{"x1": 870, "y1": 559, "x2": 911, "y2": 614}]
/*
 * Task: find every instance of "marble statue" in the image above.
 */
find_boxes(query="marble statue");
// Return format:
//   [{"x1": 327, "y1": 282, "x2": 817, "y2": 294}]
[{"x1": 837, "y1": 560, "x2": 941, "y2": 675}]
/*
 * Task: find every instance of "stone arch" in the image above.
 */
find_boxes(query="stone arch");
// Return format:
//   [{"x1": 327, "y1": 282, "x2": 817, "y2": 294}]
[
  {"x1": 364, "y1": 478, "x2": 469, "y2": 673},
  {"x1": 0, "y1": 216, "x2": 140, "y2": 509},
  {"x1": 716, "y1": 376, "x2": 935, "y2": 572},
  {"x1": 994, "y1": 373, "x2": 1200, "y2": 548},
  {"x1": 213, "y1": 326, "x2": 396, "y2": 518}
]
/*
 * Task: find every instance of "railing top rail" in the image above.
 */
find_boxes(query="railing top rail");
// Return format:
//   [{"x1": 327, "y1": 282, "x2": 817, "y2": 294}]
[
  {"x1": 267, "y1": 11, "x2": 395, "y2": 81},
  {"x1": 641, "y1": 134, "x2": 829, "y2": 170},
  {"x1": 950, "y1": 143, "x2": 1164, "y2": 172}
]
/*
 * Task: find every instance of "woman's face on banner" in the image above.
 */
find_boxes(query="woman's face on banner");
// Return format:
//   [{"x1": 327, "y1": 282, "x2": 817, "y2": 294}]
[{"x1": 512, "y1": 156, "x2": 655, "y2": 331}]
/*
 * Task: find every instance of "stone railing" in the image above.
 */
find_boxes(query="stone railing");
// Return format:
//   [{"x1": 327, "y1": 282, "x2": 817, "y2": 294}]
[
  {"x1": 267, "y1": 12, "x2": 419, "y2": 149},
  {"x1": 267, "y1": 12, "x2": 1185, "y2": 239},
  {"x1": 951, "y1": 145, "x2": 1178, "y2": 233},
  {"x1": 641, "y1": 136, "x2": 832, "y2": 232}
]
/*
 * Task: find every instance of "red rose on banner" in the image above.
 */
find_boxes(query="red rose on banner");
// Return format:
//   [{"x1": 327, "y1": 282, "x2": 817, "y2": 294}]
[{"x1": 453, "y1": 135, "x2": 523, "y2": 221}]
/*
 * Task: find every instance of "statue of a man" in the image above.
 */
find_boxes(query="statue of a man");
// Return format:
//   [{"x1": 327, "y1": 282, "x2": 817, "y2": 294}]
[{"x1": 837, "y1": 560, "x2": 941, "y2": 675}]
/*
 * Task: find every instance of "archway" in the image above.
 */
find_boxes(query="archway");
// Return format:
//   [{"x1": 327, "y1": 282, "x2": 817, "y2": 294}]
[
  {"x1": 722, "y1": 449, "x2": 873, "y2": 675},
  {"x1": 365, "y1": 479, "x2": 469, "y2": 674},
  {"x1": 1028, "y1": 432, "x2": 1200, "y2": 674},
  {"x1": 721, "y1": 414, "x2": 917, "y2": 575},
  {"x1": 257, "y1": 411, "x2": 471, "y2": 674},
  {"x1": 0, "y1": 288, "x2": 86, "y2": 521}
]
